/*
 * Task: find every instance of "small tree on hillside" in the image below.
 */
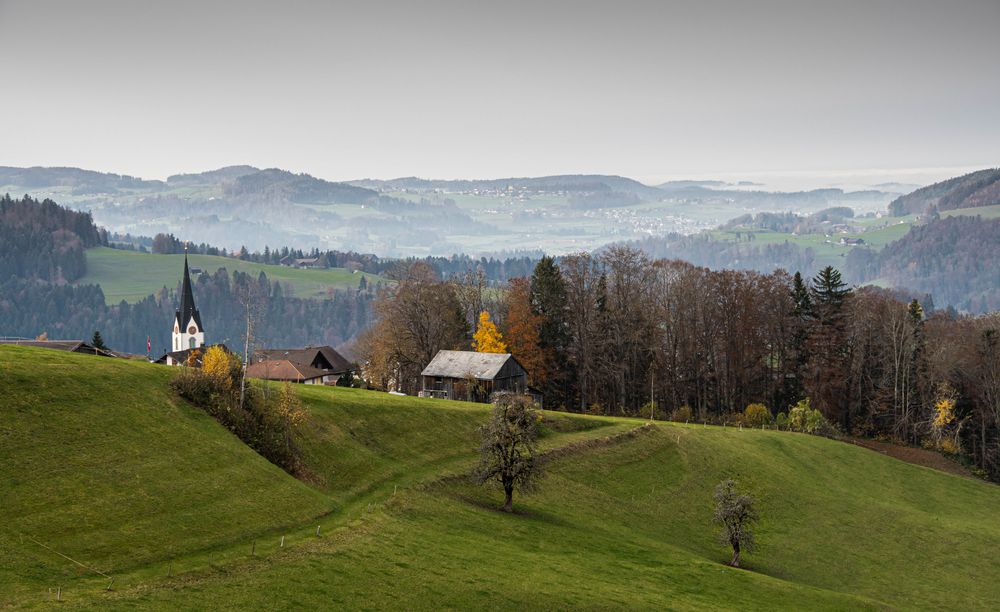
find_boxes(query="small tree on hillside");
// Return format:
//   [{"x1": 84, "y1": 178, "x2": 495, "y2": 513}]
[
  {"x1": 91, "y1": 330, "x2": 107, "y2": 351},
  {"x1": 473, "y1": 392, "x2": 543, "y2": 512},
  {"x1": 713, "y1": 479, "x2": 759, "y2": 568}
]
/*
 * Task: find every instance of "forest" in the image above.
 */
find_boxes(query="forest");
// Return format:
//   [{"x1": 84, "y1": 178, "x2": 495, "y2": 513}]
[{"x1": 359, "y1": 249, "x2": 1000, "y2": 480}]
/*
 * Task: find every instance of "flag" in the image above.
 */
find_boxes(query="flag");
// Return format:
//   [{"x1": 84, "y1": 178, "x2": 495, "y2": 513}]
[{"x1": 147, "y1": 336, "x2": 151, "y2": 353}]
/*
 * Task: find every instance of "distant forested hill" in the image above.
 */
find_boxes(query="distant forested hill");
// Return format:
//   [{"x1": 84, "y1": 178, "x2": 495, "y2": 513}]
[
  {"x1": 0, "y1": 166, "x2": 162, "y2": 194},
  {"x1": 873, "y1": 216, "x2": 1000, "y2": 312},
  {"x1": 225, "y1": 168, "x2": 378, "y2": 204},
  {"x1": 889, "y1": 168, "x2": 1000, "y2": 216},
  {"x1": 0, "y1": 194, "x2": 106, "y2": 281},
  {"x1": 0, "y1": 196, "x2": 375, "y2": 354}
]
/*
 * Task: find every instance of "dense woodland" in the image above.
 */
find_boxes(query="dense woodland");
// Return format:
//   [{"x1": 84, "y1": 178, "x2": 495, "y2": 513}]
[
  {"x1": 0, "y1": 194, "x2": 106, "y2": 282},
  {"x1": 361, "y1": 249, "x2": 1000, "y2": 480},
  {"x1": 629, "y1": 214, "x2": 1000, "y2": 313}
]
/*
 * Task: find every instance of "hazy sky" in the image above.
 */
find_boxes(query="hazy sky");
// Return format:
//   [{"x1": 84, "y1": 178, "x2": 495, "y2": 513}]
[{"x1": 1, "y1": 0, "x2": 998, "y2": 185}]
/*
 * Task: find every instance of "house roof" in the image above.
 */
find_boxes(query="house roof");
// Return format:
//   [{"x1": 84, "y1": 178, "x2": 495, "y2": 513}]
[
  {"x1": 0, "y1": 339, "x2": 117, "y2": 357},
  {"x1": 420, "y1": 350, "x2": 515, "y2": 380},
  {"x1": 256, "y1": 346, "x2": 351, "y2": 373},
  {"x1": 246, "y1": 359, "x2": 327, "y2": 382}
]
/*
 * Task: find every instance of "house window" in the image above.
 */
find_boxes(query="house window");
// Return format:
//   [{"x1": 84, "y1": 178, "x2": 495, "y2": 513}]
[{"x1": 189, "y1": 337, "x2": 196, "y2": 349}]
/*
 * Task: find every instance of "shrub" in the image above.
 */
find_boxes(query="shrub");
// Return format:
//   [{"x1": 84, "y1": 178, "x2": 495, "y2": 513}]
[
  {"x1": 170, "y1": 366, "x2": 304, "y2": 475},
  {"x1": 671, "y1": 404, "x2": 693, "y2": 423},
  {"x1": 787, "y1": 398, "x2": 839, "y2": 438},
  {"x1": 774, "y1": 412, "x2": 789, "y2": 430},
  {"x1": 743, "y1": 403, "x2": 771, "y2": 428}
]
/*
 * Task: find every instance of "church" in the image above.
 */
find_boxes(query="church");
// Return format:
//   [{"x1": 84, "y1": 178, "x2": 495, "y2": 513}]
[{"x1": 155, "y1": 253, "x2": 225, "y2": 367}]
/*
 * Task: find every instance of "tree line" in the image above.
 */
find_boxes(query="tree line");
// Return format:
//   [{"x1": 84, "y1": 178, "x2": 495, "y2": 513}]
[{"x1": 359, "y1": 247, "x2": 1000, "y2": 480}]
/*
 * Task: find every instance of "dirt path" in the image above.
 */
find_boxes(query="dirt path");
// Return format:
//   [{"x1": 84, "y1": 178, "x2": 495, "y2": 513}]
[{"x1": 848, "y1": 437, "x2": 976, "y2": 479}]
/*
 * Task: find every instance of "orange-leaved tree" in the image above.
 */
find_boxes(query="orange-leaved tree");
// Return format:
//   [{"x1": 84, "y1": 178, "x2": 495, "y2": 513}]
[
  {"x1": 502, "y1": 277, "x2": 546, "y2": 385},
  {"x1": 473, "y1": 310, "x2": 507, "y2": 353}
]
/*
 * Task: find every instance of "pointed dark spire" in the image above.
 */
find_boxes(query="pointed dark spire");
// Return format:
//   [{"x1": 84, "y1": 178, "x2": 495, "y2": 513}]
[{"x1": 175, "y1": 246, "x2": 203, "y2": 332}]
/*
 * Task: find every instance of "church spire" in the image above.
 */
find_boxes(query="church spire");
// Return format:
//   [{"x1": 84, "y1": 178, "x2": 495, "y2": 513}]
[{"x1": 172, "y1": 243, "x2": 205, "y2": 351}]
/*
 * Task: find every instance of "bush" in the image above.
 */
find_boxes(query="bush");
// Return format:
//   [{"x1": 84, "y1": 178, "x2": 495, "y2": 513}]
[
  {"x1": 170, "y1": 366, "x2": 305, "y2": 475},
  {"x1": 774, "y1": 412, "x2": 789, "y2": 430},
  {"x1": 743, "y1": 403, "x2": 771, "y2": 428},
  {"x1": 787, "y1": 398, "x2": 839, "y2": 438},
  {"x1": 671, "y1": 404, "x2": 693, "y2": 423}
]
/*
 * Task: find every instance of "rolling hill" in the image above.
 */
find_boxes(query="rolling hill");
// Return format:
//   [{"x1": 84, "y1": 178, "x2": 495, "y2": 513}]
[
  {"x1": 75, "y1": 247, "x2": 383, "y2": 303},
  {"x1": 2, "y1": 345, "x2": 999, "y2": 609},
  {"x1": 889, "y1": 168, "x2": 1000, "y2": 216}
]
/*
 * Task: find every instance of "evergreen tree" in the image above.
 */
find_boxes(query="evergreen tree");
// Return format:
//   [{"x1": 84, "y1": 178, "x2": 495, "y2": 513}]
[
  {"x1": 91, "y1": 330, "x2": 107, "y2": 350},
  {"x1": 806, "y1": 266, "x2": 853, "y2": 429},
  {"x1": 529, "y1": 256, "x2": 569, "y2": 407}
]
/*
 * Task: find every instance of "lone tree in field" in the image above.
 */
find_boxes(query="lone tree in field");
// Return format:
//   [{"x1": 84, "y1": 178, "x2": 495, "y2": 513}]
[
  {"x1": 713, "y1": 479, "x2": 759, "y2": 568},
  {"x1": 474, "y1": 392, "x2": 543, "y2": 512}
]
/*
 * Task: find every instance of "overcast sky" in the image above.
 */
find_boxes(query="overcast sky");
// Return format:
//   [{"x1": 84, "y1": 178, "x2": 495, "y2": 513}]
[{"x1": 1, "y1": 0, "x2": 998, "y2": 185}]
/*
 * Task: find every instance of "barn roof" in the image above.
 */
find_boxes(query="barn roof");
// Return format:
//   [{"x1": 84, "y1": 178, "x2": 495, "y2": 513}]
[{"x1": 421, "y1": 350, "x2": 515, "y2": 380}]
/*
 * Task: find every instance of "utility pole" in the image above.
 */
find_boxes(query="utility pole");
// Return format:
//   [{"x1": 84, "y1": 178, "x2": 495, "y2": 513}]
[{"x1": 649, "y1": 367, "x2": 655, "y2": 423}]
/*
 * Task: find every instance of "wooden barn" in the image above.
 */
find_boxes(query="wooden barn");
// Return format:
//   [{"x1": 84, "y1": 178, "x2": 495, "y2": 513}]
[{"x1": 419, "y1": 350, "x2": 531, "y2": 403}]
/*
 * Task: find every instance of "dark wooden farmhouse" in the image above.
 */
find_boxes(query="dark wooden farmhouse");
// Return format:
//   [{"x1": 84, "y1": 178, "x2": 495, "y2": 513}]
[{"x1": 419, "y1": 350, "x2": 532, "y2": 403}]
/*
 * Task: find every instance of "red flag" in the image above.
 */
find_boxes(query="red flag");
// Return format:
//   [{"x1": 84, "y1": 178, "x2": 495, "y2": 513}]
[{"x1": 147, "y1": 336, "x2": 151, "y2": 353}]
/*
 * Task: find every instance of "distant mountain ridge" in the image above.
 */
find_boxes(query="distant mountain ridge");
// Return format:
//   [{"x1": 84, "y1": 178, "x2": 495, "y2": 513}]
[
  {"x1": 0, "y1": 166, "x2": 163, "y2": 194},
  {"x1": 889, "y1": 168, "x2": 1000, "y2": 216}
]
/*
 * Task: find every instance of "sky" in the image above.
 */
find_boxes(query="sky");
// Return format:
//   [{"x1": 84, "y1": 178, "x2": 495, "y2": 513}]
[{"x1": 1, "y1": 0, "x2": 998, "y2": 187}]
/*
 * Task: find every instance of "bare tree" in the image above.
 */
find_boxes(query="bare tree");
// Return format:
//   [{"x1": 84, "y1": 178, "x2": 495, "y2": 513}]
[
  {"x1": 473, "y1": 393, "x2": 543, "y2": 512},
  {"x1": 713, "y1": 479, "x2": 759, "y2": 568}
]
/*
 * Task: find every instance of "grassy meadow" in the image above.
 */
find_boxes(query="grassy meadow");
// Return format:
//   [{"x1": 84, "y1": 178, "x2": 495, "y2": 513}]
[
  {"x1": 2, "y1": 345, "x2": 998, "y2": 610},
  {"x1": 75, "y1": 247, "x2": 383, "y2": 304}
]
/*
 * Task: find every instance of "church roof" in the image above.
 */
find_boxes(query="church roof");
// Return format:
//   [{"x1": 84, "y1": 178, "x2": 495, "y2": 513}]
[{"x1": 175, "y1": 253, "x2": 204, "y2": 331}]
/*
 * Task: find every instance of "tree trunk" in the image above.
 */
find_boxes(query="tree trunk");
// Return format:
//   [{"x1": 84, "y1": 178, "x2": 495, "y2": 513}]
[
  {"x1": 730, "y1": 541, "x2": 741, "y2": 567},
  {"x1": 503, "y1": 486, "x2": 513, "y2": 513}
]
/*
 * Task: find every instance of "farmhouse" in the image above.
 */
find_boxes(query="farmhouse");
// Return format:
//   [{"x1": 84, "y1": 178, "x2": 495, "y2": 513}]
[
  {"x1": 252, "y1": 345, "x2": 352, "y2": 384},
  {"x1": 279, "y1": 255, "x2": 325, "y2": 269},
  {"x1": 246, "y1": 359, "x2": 327, "y2": 384},
  {"x1": 419, "y1": 350, "x2": 530, "y2": 403}
]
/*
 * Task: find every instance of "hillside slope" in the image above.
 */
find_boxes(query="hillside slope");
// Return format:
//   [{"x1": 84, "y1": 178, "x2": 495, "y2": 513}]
[
  {"x1": 76, "y1": 247, "x2": 382, "y2": 303},
  {"x1": 2, "y1": 345, "x2": 999, "y2": 609},
  {"x1": 889, "y1": 168, "x2": 1000, "y2": 216}
]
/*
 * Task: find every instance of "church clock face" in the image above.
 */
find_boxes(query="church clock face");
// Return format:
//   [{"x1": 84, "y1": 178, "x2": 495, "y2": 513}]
[{"x1": 188, "y1": 326, "x2": 197, "y2": 334}]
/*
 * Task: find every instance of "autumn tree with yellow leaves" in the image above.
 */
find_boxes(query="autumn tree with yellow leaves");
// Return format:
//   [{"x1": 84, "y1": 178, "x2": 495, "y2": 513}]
[{"x1": 473, "y1": 310, "x2": 507, "y2": 353}]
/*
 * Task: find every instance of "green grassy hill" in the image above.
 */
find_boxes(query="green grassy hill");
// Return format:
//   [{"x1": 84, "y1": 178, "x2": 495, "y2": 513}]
[
  {"x1": 2, "y1": 345, "x2": 998, "y2": 610},
  {"x1": 75, "y1": 247, "x2": 384, "y2": 303}
]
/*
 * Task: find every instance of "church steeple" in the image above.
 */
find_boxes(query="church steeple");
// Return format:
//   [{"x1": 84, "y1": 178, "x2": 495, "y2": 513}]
[{"x1": 172, "y1": 245, "x2": 205, "y2": 352}]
